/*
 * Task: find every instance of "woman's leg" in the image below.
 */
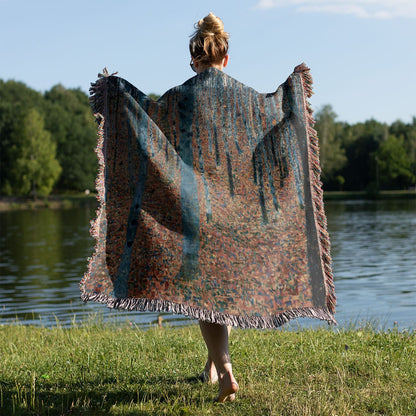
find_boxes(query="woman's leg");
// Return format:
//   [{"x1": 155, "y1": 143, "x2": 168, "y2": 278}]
[
  {"x1": 200, "y1": 325, "x2": 232, "y2": 384},
  {"x1": 199, "y1": 321, "x2": 239, "y2": 402},
  {"x1": 201, "y1": 354, "x2": 218, "y2": 383}
]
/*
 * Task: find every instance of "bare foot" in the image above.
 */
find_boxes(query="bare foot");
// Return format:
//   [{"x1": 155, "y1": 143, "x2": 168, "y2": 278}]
[
  {"x1": 200, "y1": 358, "x2": 218, "y2": 384},
  {"x1": 215, "y1": 372, "x2": 239, "y2": 403}
]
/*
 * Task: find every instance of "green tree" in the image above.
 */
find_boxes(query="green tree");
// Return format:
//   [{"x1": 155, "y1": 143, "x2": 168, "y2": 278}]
[
  {"x1": 44, "y1": 85, "x2": 97, "y2": 191},
  {"x1": 148, "y1": 93, "x2": 160, "y2": 101},
  {"x1": 341, "y1": 119, "x2": 388, "y2": 191},
  {"x1": 314, "y1": 105, "x2": 347, "y2": 189},
  {"x1": 389, "y1": 118, "x2": 416, "y2": 181},
  {"x1": 0, "y1": 80, "x2": 44, "y2": 194},
  {"x1": 376, "y1": 135, "x2": 415, "y2": 189},
  {"x1": 11, "y1": 108, "x2": 61, "y2": 197},
  {"x1": 0, "y1": 102, "x2": 19, "y2": 194}
]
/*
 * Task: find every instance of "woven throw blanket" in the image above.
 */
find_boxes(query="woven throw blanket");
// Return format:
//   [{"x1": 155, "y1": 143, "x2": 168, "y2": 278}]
[{"x1": 80, "y1": 64, "x2": 336, "y2": 328}]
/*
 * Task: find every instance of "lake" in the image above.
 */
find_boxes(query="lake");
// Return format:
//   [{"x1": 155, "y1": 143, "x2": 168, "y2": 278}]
[{"x1": 0, "y1": 198, "x2": 415, "y2": 330}]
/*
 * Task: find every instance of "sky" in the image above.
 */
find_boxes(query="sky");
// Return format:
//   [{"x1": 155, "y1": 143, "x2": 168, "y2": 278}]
[{"x1": 1, "y1": 0, "x2": 415, "y2": 124}]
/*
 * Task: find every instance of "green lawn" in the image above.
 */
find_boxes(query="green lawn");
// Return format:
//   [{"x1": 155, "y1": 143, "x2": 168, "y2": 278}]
[{"x1": 0, "y1": 321, "x2": 415, "y2": 415}]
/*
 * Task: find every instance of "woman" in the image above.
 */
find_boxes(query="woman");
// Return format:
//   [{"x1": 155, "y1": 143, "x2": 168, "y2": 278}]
[
  {"x1": 81, "y1": 13, "x2": 336, "y2": 404},
  {"x1": 189, "y1": 13, "x2": 239, "y2": 403}
]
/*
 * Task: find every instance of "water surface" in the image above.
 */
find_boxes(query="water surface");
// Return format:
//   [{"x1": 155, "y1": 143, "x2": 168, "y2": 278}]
[{"x1": 0, "y1": 199, "x2": 415, "y2": 330}]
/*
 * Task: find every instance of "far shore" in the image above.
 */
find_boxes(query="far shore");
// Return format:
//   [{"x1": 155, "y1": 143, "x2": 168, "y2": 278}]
[
  {"x1": 0, "y1": 190, "x2": 415, "y2": 212},
  {"x1": 0, "y1": 193, "x2": 97, "y2": 212},
  {"x1": 323, "y1": 189, "x2": 416, "y2": 200}
]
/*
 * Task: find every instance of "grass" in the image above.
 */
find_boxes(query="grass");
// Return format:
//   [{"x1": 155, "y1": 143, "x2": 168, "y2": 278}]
[{"x1": 0, "y1": 320, "x2": 415, "y2": 415}]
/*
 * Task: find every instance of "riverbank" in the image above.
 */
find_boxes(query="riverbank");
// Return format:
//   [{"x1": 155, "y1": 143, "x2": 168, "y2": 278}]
[
  {"x1": 323, "y1": 190, "x2": 416, "y2": 200},
  {"x1": 0, "y1": 194, "x2": 97, "y2": 211},
  {"x1": 1, "y1": 190, "x2": 415, "y2": 211},
  {"x1": 1, "y1": 323, "x2": 414, "y2": 415}
]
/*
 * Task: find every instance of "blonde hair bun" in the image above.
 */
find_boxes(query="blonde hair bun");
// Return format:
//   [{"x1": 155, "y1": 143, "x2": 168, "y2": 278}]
[
  {"x1": 197, "y1": 12, "x2": 228, "y2": 38},
  {"x1": 189, "y1": 13, "x2": 229, "y2": 65}
]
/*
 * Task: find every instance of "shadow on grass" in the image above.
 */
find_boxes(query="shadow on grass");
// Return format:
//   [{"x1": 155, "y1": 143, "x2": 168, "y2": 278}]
[{"x1": 1, "y1": 374, "x2": 210, "y2": 416}]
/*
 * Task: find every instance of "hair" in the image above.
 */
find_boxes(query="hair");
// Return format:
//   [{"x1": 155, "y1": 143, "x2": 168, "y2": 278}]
[{"x1": 189, "y1": 13, "x2": 229, "y2": 66}]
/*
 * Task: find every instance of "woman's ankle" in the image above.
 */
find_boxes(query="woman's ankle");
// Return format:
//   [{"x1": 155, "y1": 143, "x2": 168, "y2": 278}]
[{"x1": 216, "y1": 371, "x2": 239, "y2": 402}]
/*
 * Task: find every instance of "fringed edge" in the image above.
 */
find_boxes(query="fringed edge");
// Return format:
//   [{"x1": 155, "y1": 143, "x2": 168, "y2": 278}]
[
  {"x1": 88, "y1": 69, "x2": 111, "y2": 241},
  {"x1": 89, "y1": 68, "x2": 118, "y2": 116},
  {"x1": 80, "y1": 290, "x2": 337, "y2": 329},
  {"x1": 294, "y1": 63, "x2": 336, "y2": 315},
  {"x1": 81, "y1": 69, "x2": 116, "y2": 293}
]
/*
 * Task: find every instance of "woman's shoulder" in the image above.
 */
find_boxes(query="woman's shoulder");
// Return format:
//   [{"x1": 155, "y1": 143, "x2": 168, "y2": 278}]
[{"x1": 173, "y1": 68, "x2": 260, "y2": 96}]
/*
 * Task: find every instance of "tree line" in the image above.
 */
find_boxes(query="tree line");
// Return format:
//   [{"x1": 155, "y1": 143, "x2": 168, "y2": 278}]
[
  {"x1": 0, "y1": 80, "x2": 415, "y2": 197},
  {"x1": 315, "y1": 105, "x2": 415, "y2": 192},
  {"x1": 0, "y1": 80, "x2": 97, "y2": 198}
]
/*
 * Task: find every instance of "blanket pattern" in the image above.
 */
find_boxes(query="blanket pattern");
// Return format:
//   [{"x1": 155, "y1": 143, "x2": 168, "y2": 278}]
[{"x1": 80, "y1": 64, "x2": 336, "y2": 328}]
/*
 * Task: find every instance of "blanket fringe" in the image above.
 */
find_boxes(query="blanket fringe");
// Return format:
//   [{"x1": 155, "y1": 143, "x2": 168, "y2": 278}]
[
  {"x1": 89, "y1": 68, "x2": 118, "y2": 116},
  {"x1": 83, "y1": 70, "x2": 110, "y2": 293},
  {"x1": 87, "y1": 68, "x2": 119, "y2": 243},
  {"x1": 294, "y1": 63, "x2": 336, "y2": 314},
  {"x1": 80, "y1": 290, "x2": 337, "y2": 329}
]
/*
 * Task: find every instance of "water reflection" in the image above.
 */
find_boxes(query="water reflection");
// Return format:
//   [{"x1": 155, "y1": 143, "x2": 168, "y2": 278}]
[
  {"x1": 1, "y1": 205, "x2": 193, "y2": 327},
  {"x1": 0, "y1": 199, "x2": 415, "y2": 329},
  {"x1": 325, "y1": 199, "x2": 415, "y2": 330}
]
